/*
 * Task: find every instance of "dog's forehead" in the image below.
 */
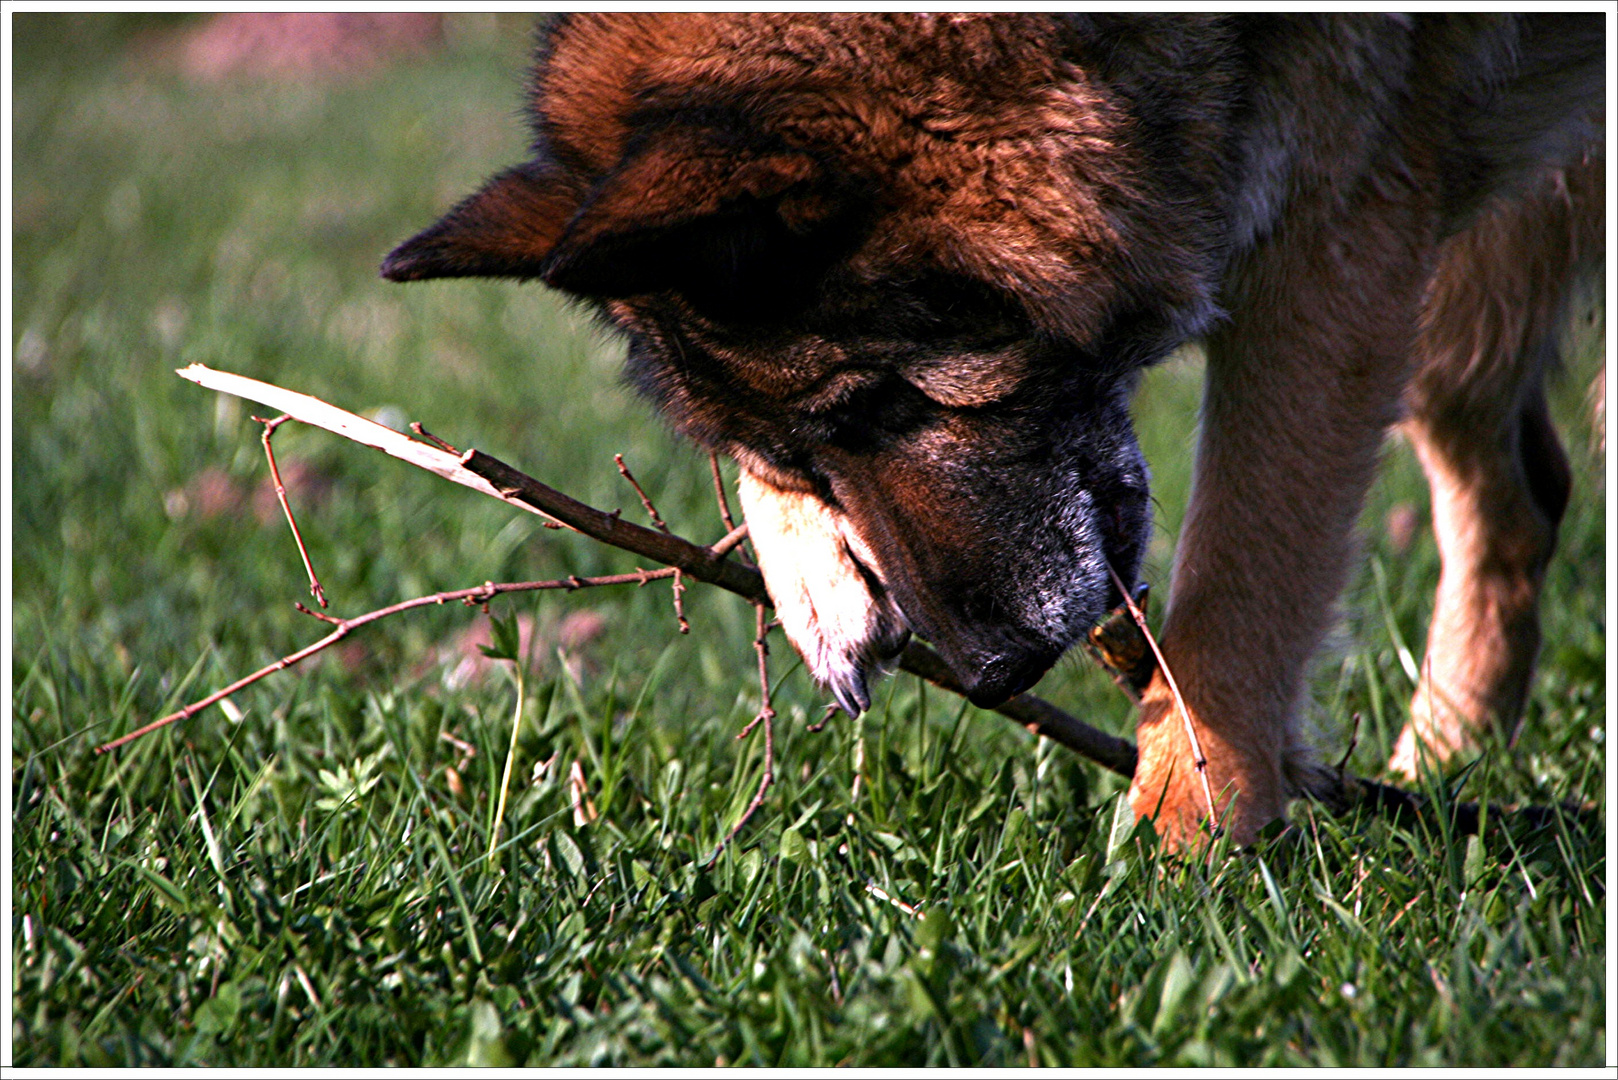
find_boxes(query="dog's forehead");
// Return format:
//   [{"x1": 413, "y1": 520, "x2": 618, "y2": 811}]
[
  {"x1": 532, "y1": 14, "x2": 1085, "y2": 177},
  {"x1": 525, "y1": 13, "x2": 1219, "y2": 365}
]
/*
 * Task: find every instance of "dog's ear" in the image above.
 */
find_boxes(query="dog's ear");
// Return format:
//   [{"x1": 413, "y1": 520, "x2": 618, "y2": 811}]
[
  {"x1": 380, "y1": 161, "x2": 581, "y2": 282},
  {"x1": 541, "y1": 128, "x2": 861, "y2": 317}
]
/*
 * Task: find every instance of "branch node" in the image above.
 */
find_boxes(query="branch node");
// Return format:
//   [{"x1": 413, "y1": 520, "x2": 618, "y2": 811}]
[
  {"x1": 708, "y1": 523, "x2": 751, "y2": 560},
  {"x1": 410, "y1": 422, "x2": 459, "y2": 455},
  {"x1": 295, "y1": 602, "x2": 342, "y2": 626},
  {"x1": 806, "y1": 703, "x2": 840, "y2": 733},
  {"x1": 672, "y1": 568, "x2": 690, "y2": 634},
  {"x1": 708, "y1": 453, "x2": 755, "y2": 568}
]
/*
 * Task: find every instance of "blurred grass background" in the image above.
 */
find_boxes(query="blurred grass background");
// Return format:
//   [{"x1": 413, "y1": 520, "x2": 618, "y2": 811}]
[{"x1": 10, "y1": 14, "x2": 1607, "y2": 1066}]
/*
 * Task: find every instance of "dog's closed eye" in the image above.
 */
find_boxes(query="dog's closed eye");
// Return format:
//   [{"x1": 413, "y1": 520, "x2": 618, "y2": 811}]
[{"x1": 900, "y1": 346, "x2": 1032, "y2": 408}]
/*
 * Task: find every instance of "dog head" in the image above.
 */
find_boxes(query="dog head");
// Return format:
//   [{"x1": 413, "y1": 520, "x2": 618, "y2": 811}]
[{"x1": 384, "y1": 14, "x2": 1229, "y2": 710}]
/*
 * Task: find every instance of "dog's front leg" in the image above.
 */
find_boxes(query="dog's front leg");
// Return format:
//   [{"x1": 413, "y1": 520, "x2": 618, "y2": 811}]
[{"x1": 1130, "y1": 197, "x2": 1436, "y2": 848}]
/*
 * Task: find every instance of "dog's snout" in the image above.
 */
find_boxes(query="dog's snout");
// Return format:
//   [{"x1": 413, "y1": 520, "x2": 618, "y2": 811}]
[{"x1": 958, "y1": 648, "x2": 1058, "y2": 709}]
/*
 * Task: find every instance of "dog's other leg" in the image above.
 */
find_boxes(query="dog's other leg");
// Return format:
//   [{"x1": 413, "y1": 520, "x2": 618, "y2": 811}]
[
  {"x1": 1129, "y1": 190, "x2": 1438, "y2": 849},
  {"x1": 1388, "y1": 159, "x2": 1601, "y2": 778}
]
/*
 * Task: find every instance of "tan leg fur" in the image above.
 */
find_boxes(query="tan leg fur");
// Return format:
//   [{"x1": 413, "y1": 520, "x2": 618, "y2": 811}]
[
  {"x1": 1389, "y1": 157, "x2": 1602, "y2": 777},
  {"x1": 1131, "y1": 175, "x2": 1440, "y2": 847}
]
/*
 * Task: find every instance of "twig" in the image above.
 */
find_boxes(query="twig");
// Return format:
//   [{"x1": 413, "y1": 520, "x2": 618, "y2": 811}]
[
  {"x1": 708, "y1": 451, "x2": 754, "y2": 567},
  {"x1": 806, "y1": 702, "x2": 839, "y2": 733},
  {"x1": 708, "y1": 452, "x2": 739, "y2": 533},
  {"x1": 409, "y1": 421, "x2": 459, "y2": 456},
  {"x1": 180, "y1": 365, "x2": 578, "y2": 533},
  {"x1": 737, "y1": 605, "x2": 776, "y2": 741},
  {"x1": 702, "y1": 604, "x2": 777, "y2": 866},
  {"x1": 710, "y1": 523, "x2": 750, "y2": 559},
  {"x1": 615, "y1": 452, "x2": 688, "y2": 630},
  {"x1": 614, "y1": 452, "x2": 671, "y2": 534},
  {"x1": 95, "y1": 570, "x2": 675, "y2": 754},
  {"x1": 255, "y1": 414, "x2": 326, "y2": 608},
  {"x1": 1107, "y1": 562, "x2": 1220, "y2": 837},
  {"x1": 671, "y1": 568, "x2": 690, "y2": 634}
]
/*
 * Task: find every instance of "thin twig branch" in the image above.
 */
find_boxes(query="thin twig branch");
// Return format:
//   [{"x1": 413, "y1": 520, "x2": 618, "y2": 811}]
[
  {"x1": 95, "y1": 569, "x2": 676, "y2": 754},
  {"x1": 614, "y1": 452, "x2": 687, "y2": 629},
  {"x1": 709, "y1": 523, "x2": 750, "y2": 558},
  {"x1": 255, "y1": 413, "x2": 327, "y2": 608},
  {"x1": 614, "y1": 452, "x2": 671, "y2": 534},
  {"x1": 703, "y1": 603, "x2": 777, "y2": 866},
  {"x1": 179, "y1": 364, "x2": 578, "y2": 532},
  {"x1": 708, "y1": 452, "x2": 739, "y2": 533},
  {"x1": 708, "y1": 451, "x2": 754, "y2": 568},
  {"x1": 409, "y1": 421, "x2": 460, "y2": 456}
]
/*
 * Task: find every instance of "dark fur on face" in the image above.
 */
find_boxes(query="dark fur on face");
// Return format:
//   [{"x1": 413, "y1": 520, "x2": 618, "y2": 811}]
[
  {"x1": 382, "y1": 13, "x2": 1220, "y2": 707},
  {"x1": 617, "y1": 285, "x2": 1155, "y2": 705}
]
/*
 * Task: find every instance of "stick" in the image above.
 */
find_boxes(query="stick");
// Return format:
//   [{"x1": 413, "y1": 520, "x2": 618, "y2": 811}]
[
  {"x1": 155, "y1": 366, "x2": 1583, "y2": 838},
  {"x1": 177, "y1": 365, "x2": 576, "y2": 532},
  {"x1": 174, "y1": 365, "x2": 1138, "y2": 776}
]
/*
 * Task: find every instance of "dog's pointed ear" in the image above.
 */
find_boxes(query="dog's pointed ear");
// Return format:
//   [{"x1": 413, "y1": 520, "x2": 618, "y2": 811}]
[
  {"x1": 380, "y1": 161, "x2": 581, "y2": 282},
  {"x1": 540, "y1": 129, "x2": 860, "y2": 315}
]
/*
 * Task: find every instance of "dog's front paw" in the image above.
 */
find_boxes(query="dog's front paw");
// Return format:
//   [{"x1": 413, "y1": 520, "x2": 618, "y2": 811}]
[
  {"x1": 1128, "y1": 670, "x2": 1292, "y2": 849},
  {"x1": 737, "y1": 468, "x2": 909, "y2": 716}
]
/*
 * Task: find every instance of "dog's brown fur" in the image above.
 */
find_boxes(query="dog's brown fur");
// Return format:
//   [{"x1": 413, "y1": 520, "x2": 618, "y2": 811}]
[{"x1": 384, "y1": 14, "x2": 1604, "y2": 847}]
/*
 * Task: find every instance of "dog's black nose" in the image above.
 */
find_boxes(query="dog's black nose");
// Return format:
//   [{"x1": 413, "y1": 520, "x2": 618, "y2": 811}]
[{"x1": 959, "y1": 650, "x2": 1055, "y2": 709}]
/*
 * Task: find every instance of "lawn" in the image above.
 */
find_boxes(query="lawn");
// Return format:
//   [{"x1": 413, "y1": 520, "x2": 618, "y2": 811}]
[{"x1": 10, "y1": 14, "x2": 1609, "y2": 1067}]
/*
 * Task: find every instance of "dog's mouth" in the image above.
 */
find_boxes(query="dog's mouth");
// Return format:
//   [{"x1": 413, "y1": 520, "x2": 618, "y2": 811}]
[
  {"x1": 733, "y1": 389, "x2": 1151, "y2": 717},
  {"x1": 752, "y1": 507, "x2": 1143, "y2": 714},
  {"x1": 954, "y1": 645, "x2": 1062, "y2": 708},
  {"x1": 877, "y1": 520, "x2": 1147, "y2": 711}
]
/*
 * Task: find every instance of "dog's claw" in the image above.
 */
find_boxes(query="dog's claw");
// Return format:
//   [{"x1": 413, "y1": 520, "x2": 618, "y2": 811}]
[{"x1": 830, "y1": 670, "x2": 871, "y2": 717}]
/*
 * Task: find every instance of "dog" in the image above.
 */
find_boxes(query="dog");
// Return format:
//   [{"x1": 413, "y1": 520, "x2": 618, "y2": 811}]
[{"x1": 382, "y1": 14, "x2": 1604, "y2": 847}]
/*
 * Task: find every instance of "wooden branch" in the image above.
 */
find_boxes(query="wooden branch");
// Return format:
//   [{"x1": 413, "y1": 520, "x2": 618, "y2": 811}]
[
  {"x1": 256, "y1": 413, "x2": 327, "y2": 607},
  {"x1": 156, "y1": 366, "x2": 1590, "y2": 839},
  {"x1": 177, "y1": 365, "x2": 575, "y2": 531},
  {"x1": 176, "y1": 364, "x2": 1139, "y2": 777}
]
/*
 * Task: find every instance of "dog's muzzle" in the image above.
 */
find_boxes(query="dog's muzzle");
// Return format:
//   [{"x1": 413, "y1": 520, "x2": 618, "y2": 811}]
[{"x1": 736, "y1": 469, "x2": 910, "y2": 716}]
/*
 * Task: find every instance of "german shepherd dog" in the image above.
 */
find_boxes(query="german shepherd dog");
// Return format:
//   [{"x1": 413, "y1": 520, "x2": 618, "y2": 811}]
[{"x1": 384, "y1": 14, "x2": 1604, "y2": 846}]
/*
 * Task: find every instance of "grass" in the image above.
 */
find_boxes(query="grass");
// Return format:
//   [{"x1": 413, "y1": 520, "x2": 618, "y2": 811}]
[{"x1": 10, "y1": 14, "x2": 1609, "y2": 1067}]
